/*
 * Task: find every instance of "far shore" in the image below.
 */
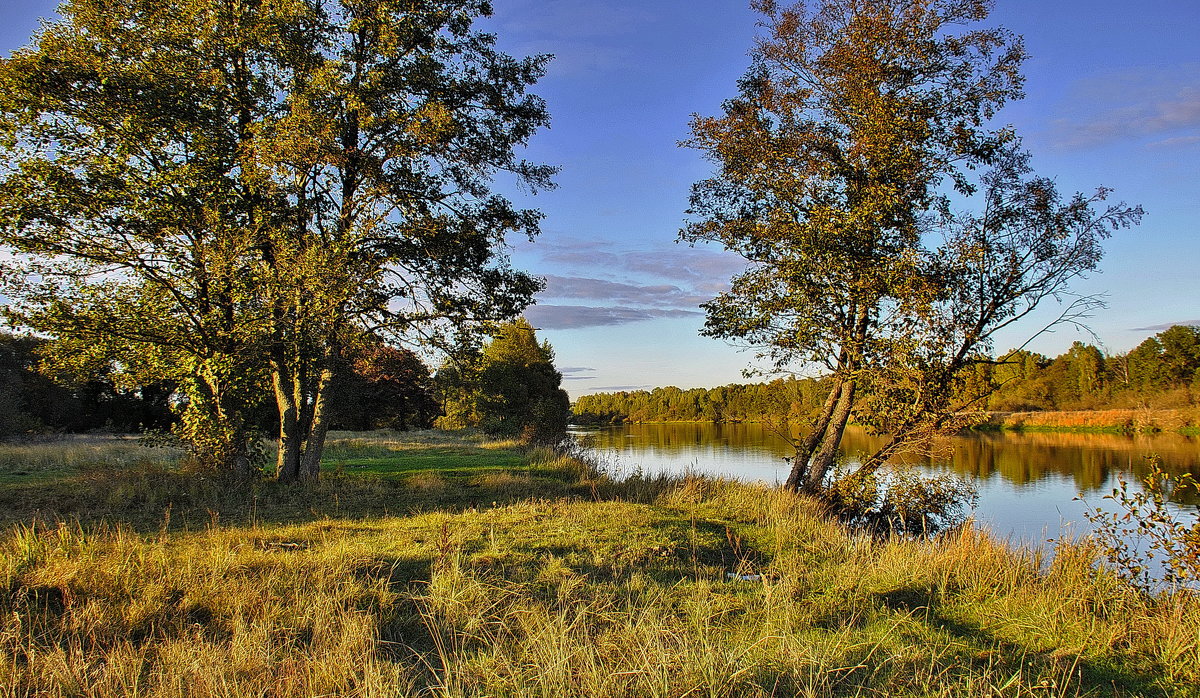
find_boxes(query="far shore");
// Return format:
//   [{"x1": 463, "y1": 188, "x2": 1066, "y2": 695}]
[{"x1": 573, "y1": 407, "x2": 1200, "y2": 436}]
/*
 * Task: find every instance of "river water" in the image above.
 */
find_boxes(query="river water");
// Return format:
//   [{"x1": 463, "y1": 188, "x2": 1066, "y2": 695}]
[{"x1": 572, "y1": 422, "x2": 1200, "y2": 546}]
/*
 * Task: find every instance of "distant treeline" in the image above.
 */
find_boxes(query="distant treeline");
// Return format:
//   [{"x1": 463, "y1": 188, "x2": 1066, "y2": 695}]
[
  {"x1": 572, "y1": 378, "x2": 832, "y2": 425},
  {"x1": 573, "y1": 325, "x2": 1200, "y2": 425},
  {"x1": 0, "y1": 332, "x2": 439, "y2": 439}
]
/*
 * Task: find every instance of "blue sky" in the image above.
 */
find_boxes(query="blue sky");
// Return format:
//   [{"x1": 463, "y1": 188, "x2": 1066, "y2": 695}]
[{"x1": 4, "y1": 1, "x2": 1198, "y2": 397}]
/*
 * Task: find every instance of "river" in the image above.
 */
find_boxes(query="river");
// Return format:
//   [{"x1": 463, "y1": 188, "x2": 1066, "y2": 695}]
[{"x1": 571, "y1": 422, "x2": 1200, "y2": 545}]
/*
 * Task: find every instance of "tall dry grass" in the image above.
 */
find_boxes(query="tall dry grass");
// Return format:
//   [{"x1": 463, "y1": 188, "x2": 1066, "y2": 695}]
[
  {"x1": 996, "y1": 408, "x2": 1200, "y2": 433},
  {"x1": 1, "y1": 433, "x2": 1197, "y2": 696}
]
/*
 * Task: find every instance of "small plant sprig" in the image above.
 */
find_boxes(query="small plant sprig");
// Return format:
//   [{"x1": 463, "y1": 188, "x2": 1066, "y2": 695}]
[{"x1": 1082, "y1": 455, "x2": 1200, "y2": 591}]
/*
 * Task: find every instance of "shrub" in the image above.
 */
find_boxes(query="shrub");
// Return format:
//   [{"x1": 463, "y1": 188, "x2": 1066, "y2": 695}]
[
  {"x1": 829, "y1": 467, "x2": 978, "y2": 537},
  {"x1": 1083, "y1": 455, "x2": 1200, "y2": 590}
]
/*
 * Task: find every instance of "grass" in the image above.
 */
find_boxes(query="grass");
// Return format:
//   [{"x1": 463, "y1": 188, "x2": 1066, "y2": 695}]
[
  {"x1": 985, "y1": 409, "x2": 1200, "y2": 434},
  {"x1": 1, "y1": 430, "x2": 1198, "y2": 696}
]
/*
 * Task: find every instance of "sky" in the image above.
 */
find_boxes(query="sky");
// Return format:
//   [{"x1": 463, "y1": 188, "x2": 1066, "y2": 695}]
[{"x1": 3, "y1": 0, "x2": 1198, "y2": 398}]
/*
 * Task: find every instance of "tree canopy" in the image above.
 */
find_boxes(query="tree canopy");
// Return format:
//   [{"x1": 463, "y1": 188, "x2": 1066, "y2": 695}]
[
  {"x1": 573, "y1": 326, "x2": 1200, "y2": 425},
  {"x1": 437, "y1": 319, "x2": 570, "y2": 443},
  {"x1": 0, "y1": 0, "x2": 553, "y2": 477},
  {"x1": 682, "y1": 0, "x2": 1142, "y2": 495}
]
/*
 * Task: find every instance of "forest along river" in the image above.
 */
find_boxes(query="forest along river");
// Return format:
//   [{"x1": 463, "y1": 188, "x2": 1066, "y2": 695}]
[{"x1": 571, "y1": 422, "x2": 1200, "y2": 546}]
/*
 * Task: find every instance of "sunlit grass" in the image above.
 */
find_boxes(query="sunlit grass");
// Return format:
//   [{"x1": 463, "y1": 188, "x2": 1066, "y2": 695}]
[
  {"x1": 0, "y1": 430, "x2": 1197, "y2": 696},
  {"x1": 996, "y1": 408, "x2": 1200, "y2": 434},
  {"x1": 0, "y1": 434, "x2": 184, "y2": 485}
]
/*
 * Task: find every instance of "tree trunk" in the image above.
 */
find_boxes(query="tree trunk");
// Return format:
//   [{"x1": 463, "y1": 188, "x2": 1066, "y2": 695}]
[
  {"x1": 300, "y1": 364, "x2": 335, "y2": 481},
  {"x1": 784, "y1": 378, "x2": 843, "y2": 491},
  {"x1": 273, "y1": 363, "x2": 302, "y2": 483},
  {"x1": 802, "y1": 377, "x2": 856, "y2": 493}
]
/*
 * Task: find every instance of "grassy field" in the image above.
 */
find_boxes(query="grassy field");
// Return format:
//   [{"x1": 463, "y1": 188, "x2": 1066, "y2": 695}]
[
  {"x1": 982, "y1": 409, "x2": 1200, "y2": 435},
  {"x1": 1, "y1": 431, "x2": 1198, "y2": 697}
]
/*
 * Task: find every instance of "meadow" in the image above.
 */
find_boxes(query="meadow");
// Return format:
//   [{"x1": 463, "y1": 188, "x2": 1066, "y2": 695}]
[
  {"x1": 985, "y1": 409, "x2": 1200, "y2": 435},
  {"x1": 1, "y1": 431, "x2": 1198, "y2": 697}
]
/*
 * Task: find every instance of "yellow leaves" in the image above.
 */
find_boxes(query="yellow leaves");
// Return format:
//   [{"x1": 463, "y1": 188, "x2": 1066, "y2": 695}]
[{"x1": 406, "y1": 101, "x2": 456, "y2": 148}]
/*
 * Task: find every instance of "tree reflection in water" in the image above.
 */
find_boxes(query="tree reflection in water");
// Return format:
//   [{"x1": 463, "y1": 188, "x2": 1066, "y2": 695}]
[{"x1": 574, "y1": 423, "x2": 1200, "y2": 541}]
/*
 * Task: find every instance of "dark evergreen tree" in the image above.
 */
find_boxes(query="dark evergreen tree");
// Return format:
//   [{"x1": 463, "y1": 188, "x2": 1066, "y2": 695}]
[{"x1": 476, "y1": 320, "x2": 569, "y2": 443}]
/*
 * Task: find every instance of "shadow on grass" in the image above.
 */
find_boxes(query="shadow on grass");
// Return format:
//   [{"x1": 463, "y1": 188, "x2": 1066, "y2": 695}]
[
  {"x1": 862, "y1": 586, "x2": 1174, "y2": 697},
  {"x1": 0, "y1": 456, "x2": 595, "y2": 533}
]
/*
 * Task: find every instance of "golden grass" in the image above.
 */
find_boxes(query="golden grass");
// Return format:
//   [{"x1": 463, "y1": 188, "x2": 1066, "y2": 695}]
[
  {"x1": 0, "y1": 432, "x2": 1197, "y2": 697},
  {"x1": 997, "y1": 408, "x2": 1200, "y2": 433}
]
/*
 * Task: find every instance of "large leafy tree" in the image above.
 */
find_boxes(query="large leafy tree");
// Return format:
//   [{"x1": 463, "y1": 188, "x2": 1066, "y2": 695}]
[
  {"x1": 0, "y1": 0, "x2": 551, "y2": 478},
  {"x1": 335, "y1": 342, "x2": 439, "y2": 431},
  {"x1": 683, "y1": 0, "x2": 1141, "y2": 495},
  {"x1": 436, "y1": 319, "x2": 569, "y2": 443},
  {"x1": 258, "y1": 0, "x2": 552, "y2": 481},
  {"x1": 0, "y1": 0, "x2": 287, "y2": 471}
]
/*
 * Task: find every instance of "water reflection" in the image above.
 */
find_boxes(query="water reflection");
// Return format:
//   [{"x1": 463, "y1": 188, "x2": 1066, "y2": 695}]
[{"x1": 574, "y1": 423, "x2": 1200, "y2": 542}]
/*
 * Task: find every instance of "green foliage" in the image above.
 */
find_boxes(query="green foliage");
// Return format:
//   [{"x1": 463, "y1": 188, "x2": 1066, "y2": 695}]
[
  {"x1": 680, "y1": 0, "x2": 1141, "y2": 496},
  {"x1": 334, "y1": 343, "x2": 439, "y2": 431},
  {"x1": 576, "y1": 327, "x2": 1200, "y2": 427},
  {"x1": 438, "y1": 319, "x2": 569, "y2": 444},
  {"x1": 0, "y1": 0, "x2": 552, "y2": 477},
  {"x1": 573, "y1": 377, "x2": 830, "y2": 424},
  {"x1": 828, "y1": 468, "x2": 979, "y2": 538},
  {"x1": 433, "y1": 356, "x2": 482, "y2": 431},
  {"x1": 1084, "y1": 455, "x2": 1200, "y2": 591},
  {"x1": 0, "y1": 332, "x2": 177, "y2": 438},
  {"x1": 974, "y1": 326, "x2": 1200, "y2": 413}
]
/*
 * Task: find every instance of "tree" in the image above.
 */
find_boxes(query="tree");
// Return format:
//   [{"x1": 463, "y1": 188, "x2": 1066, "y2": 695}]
[
  {"x1": 436, "y1": 319, "x2": 569, "y2": 443},
  {"x1": 0, "y1": 333, "x2": 72, "y2": 437},
  {"x1": 477, "y1": 319, "x2": 569, "y2": 443},
  {"x1": 255, "y1": 0, "x2": 552, "y2": 482},
  {"x1": 1156, "y1": 325, "x2": 1200, "y2": 387},
  {"x1": 0, "y1": 0, "x2": 282, "y2": 471},
  {"x1": 335, "y1": 343, "x2": 439, "y2": 431},
  {"x1": 0, "y1": 332, "x2": 177, "y2": 437},
  {"x1": 0, "y1": 0, "x2": 552, "y2": 478},
  {"x1": 682, "y1": 0, "x2": 1141, "y2": 496}
]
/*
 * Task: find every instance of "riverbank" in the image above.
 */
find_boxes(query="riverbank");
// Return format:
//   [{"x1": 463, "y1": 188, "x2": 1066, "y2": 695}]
[
  {"x1": 981, "y1": 408, "x2": 1200, "y2": 435},
  {"x1": 2, "y1": 431, "x2": 1197, "y2": 696},
  {"x1": 575, "y1": 407, "x2": 1200, "y2": 436}
]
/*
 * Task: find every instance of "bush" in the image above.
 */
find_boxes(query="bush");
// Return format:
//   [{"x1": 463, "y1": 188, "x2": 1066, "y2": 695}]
[
  {"x1": 828, "y1": 468, "x2": 978, "y2": 537},
  {"x1": 1083, "y1": 455, "x2": 1200, "y2": 590}
]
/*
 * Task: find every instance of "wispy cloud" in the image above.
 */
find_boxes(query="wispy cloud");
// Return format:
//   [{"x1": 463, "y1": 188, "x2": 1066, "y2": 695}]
[
  {"x1": 1131, "y1": 320, "x2": 1200, "y2": 332},
  {"x1": 1148, "y1": 135, "x2": 1200, "y2": 149},
  {"x1": 517, "y1": 236, "x2": 742, "y2": 329},
  {"x1": 559, "y1": 366, "x2": 597, "y2": 381},
  {"x1": 538, "y1": 238, "x2": 743, "y2": 288},
  {"x1": 526, "y1": 304, "x2": 701, "y2": 330},
  {"x1": 1048, "y1": 65, "x2": 1200, "y2": 150},
  {"x1": 486, "y1": 0, "x2": 654, "y2": 78},
  {"x1": 541, "y1": 274, "x2": 709, "y2": 308},
  {"x1": 587, "y1": 385, "x2": 651, "y2": 392}
]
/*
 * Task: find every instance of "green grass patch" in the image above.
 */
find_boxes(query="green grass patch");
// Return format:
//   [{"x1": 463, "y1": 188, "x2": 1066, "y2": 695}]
[
  {"x1": 325, "y1": 445, "x2": 527, "y2": 478},
  {"x1": 1, "y1": 430, "x2": 1197, "y2": 697}
]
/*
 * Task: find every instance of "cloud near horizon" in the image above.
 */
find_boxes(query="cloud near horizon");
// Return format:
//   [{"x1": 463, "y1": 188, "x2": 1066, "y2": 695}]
[
  {"x1": 541, "y1": 274, "x2": 710, "y2": 308},
  {"x1": 538, "y1": 239, "x2": 744, "y2": 288},
  {"x1": 1130, "y1": 320, "x2": 1200, "y2": 332},
  {"x1": 1048, "y1": 66, "x2": 1200, "y2": 150},
  {"x1": 518, "y1": 236, "x2": 741, "y2": 329},
  {"x1": 559, "y1": 366, "x2": 597, "y2": 381},
  {"x1": 526, "y1": 304, "x2": 702, "y2": 330}
]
